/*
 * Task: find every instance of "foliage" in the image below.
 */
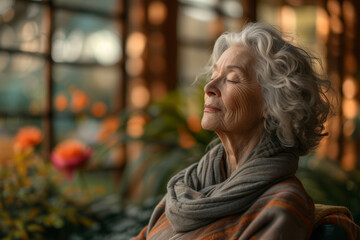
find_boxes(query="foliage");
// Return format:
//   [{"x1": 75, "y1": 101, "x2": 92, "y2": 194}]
[
  {"x1": 119, "y1": 87, "x2": 360, "y2": 222},
  {"x1": 0, "y1": 150, "x2": 97, "y2": 240},
  {"x1": 2, "y1": 84, "x2": 360, "y2": 239},
  {"x1": 0, "y1": 127, "x2": 102, "y2": 240},
  {"x1": 120, "y1": 87, "x2": 215, "y2": 202},
  {"x1": 67, "y1": 195, "x2": 159, "y2": 240},
  {"x1": 297, "y1": 155, "x2": 360, "y2": 224}
]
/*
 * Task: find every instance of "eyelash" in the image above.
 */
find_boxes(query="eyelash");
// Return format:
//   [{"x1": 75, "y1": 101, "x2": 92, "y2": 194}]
[
  {"x1": 226, "y1": 79, "x2": 239, "y2": 83},
  {"x1": 210, "y1": 76, "x2": 244, "y2": 83}
]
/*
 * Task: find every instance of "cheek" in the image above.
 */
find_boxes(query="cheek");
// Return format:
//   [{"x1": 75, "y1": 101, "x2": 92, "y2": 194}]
[{"x1": 224, "y1": 87, "x2": 263, "y2": 121}]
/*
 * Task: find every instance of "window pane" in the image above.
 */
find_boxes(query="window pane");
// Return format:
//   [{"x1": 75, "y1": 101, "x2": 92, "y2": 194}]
[
  {"x1": 0, "y1": 52, "x2": 46, "y2": 115},
  {"x1": 256, "y1": 1, "x2": 278, "y2": 24},
  {"x1": 53, "y1": 116, "x2": 123, "y2": 167},
  {"x1": 224, "y1": 17, "x2": 244, "y2": 32},
  {"x1": 179, "y1": 0, "x2": 218, "y2": 8},
  {"x1": 54, "y1": 0, "x2": 122, "y2": 15},
  {"x1": 0, "y1": 1, "x2": 48, "y2": 53},
  {"x1": 221, "y1": 0, "x2": 243, "y2": 19},
  {"x1": 0, "y1": 117, "x2": 43, "y2": 138},
  {"x1": 53, "y1": 10, "x2": 122, "y2": 65},
  {"x1": 54, "y1": 116, "x2": 101, "y2": 144},
  {"x1": 53, "y1": 65, "x2": 121, "y2": 116},
  {"x1": 178, "y1": 45, "x2": 211, "y2": 86},
  {"x1": 177, "y1": 5, "x2": 219, "y2": 42}
]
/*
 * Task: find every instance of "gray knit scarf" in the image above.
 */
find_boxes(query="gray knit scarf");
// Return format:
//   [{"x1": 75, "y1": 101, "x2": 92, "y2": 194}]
[{"x1": 165, "y1": 137, "x2": 299, "y2": 232}]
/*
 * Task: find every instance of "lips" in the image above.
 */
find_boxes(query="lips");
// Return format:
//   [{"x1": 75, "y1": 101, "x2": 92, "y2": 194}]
[{"x1": 204, "y1": 104, "x2": 220, "y2": 112}]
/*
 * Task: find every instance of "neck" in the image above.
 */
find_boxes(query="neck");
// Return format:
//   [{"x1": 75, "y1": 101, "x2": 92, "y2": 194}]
[{"x1": 217, "y1": 125, "x2": 264, "y2": 177}]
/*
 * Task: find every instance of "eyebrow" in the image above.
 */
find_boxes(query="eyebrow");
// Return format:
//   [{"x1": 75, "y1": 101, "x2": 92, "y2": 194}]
[
  {"x1": 212, "y1": 64, "x2": 246, "y2": 73},
  {"x1": 227, "y1": 65, "x2": 246, "y2": 72}
]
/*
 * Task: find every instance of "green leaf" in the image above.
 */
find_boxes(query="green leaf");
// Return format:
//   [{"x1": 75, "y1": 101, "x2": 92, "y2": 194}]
[{"x1": 27, "y1": 224, "x2": 44, "y2": 232}]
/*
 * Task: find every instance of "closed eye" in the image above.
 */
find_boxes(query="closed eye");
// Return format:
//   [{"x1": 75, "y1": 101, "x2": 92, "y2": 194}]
[{"x1": 226, "y1": 79, "x2": 238, "y2": 83}]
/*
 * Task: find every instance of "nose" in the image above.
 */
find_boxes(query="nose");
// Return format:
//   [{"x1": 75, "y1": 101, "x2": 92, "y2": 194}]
[{"x1": 204, "y1": 80, "x2": 221, "y2": 97}]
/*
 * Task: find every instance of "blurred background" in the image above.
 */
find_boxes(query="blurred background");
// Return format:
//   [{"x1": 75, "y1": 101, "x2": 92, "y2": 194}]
[{"x1": 0, "y1": 0, "x2": 360, "y2": 239}]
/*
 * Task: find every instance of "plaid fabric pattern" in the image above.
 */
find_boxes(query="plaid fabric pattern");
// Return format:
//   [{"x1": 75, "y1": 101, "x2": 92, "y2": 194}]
[{"x1": 132, "y1": 177, "x2": 314, "y2": 240}]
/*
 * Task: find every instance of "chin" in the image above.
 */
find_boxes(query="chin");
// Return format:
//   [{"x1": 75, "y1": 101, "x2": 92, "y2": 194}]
[
  {"x1": 201, "y1": 114, "x2": 222, "y2": 131},
  {"x1": 201, "y1": 121, "x2": 217, "y2": 131}
]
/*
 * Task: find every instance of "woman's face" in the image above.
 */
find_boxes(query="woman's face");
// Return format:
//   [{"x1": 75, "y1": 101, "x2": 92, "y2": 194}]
[{"x1": 201, "y1": 45, "x2": 264, "y2": 135}]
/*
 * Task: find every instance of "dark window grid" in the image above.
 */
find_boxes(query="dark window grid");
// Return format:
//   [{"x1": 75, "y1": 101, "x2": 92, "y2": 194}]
[{"x1": 0, "y1": 0, "x2": 128, "y2": 163}]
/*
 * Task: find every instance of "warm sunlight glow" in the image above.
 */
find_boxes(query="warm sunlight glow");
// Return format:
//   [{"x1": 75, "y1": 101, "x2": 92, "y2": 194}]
[
  {"x1": 342, "y1": 76, "x2": 358, "y2": 99},
  {"x1": 131, "y1": 85, "x2": 150, "y2": 108},
  {"x1": 343, "y1": 1, "x2": 356, "y2": 29},
  {"x1": 342, "y1": 99, "x2": 358, "y2": 119},
  {"x1": 327, "y1": 0, "x2": 341, "y2": 16},
  {"x1": 126, "y1": 58, "x2": 144, "y2": 76},
  {"x1": 280, "y1": 6, "x2": 296, "y2": 34},
  {"x1": 316, "y1": 8, "x2": 329, "y2": 43},
  {"x1": 126, "y1": 114, "x2": 147, "y2": 138},
  {"x1": 341, "y1": 142, "x2": 357, "y2": 171},
  {"x1": 148, "y1": 1, "x2": 167, "y2": 25},
  {"x1": 343, "y1": 119, "x2": 355, "y2": 137},
  {"x1": 330, "y1": 15, "x2": 343, "y2": 34},
  {"x1": 89, "y1": 30, "x2": 121, "y2": 65},
  {"x1": 126, "y1": 32, "x2": 146, "y2": 58}
]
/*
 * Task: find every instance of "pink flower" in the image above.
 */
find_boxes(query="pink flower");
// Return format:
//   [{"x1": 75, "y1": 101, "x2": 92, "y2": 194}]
[{"x1": 51, "y1": 139, "x2": 92, "y2": 179}]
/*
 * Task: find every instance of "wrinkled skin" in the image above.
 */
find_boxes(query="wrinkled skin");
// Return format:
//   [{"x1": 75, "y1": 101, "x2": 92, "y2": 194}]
[{"x1": 201, "y1": 45, "x2": 265, "y2": 175}]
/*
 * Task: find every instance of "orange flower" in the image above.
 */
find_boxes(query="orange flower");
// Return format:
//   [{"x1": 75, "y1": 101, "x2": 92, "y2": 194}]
[
  {"x1": 71, "y1": 90, "x2": 89, "y2": 113},
  {"x1": 178, "y1": 127, "x2": 196, "y2": 149},
  {"x1": 55, "y1": 93, "x2": 68, "y2": 111},
  {"x1": 51, "y1": 139, "x2": 93, "y2": 179},
  {"x1": 186, "y1": 114, "x2": 202, "y2": 132},
  {"x1": 97, "y1": 116, "x2": 120, "y2": 143},
  {"x1": 14, "y1": 126, "x2": 43, "y2": 152},
  {"x1": 91, "y1": 101, "x2": 107, "y2": 118}
]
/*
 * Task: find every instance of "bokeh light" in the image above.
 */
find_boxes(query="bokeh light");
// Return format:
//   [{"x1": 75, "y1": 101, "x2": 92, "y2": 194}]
[
  {"x1": 178, "y1": 127, "x2": 196, "y2": 149},
  {"x1": 126, "y1": 114, "x2": 147, "y2": 138},
  {"x1": 148, "y1": 1, "x2": 167, "y2": 25},
  {"x1": 342, "y1": 76, "x2": 358, "y2": 99},
  {"x1": 186, "y1": 114, "x2": 201, "y2": 132},
  {"x1": 71, "y1": 90, "x2": 89, "y2": 112},
  {"x1": 342, "y1": 99, "x2": 358, "y2": 119},
  {"x1": 131, "y1": 85, "x2": 150, "y2": 108},
  {"x1": 91, "y1": 101, "x2": 107, "y2": 118},
  {"x1": 55, "y1": 93, "x2": 68, "y2": 111},
  {"x1": 126, "y1": 58, "x2": 144, "y2": 76},
  {"x1": 221, "y1": 0, "x2": 243, "y2": 18},
  {"x1": 126, "y1": 31, "x2": 146, "y2": 58}
]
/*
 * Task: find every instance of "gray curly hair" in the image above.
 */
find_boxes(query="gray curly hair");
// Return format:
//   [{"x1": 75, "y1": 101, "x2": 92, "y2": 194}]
[{"x1": 201, "y1": 22, "x2": 331, "y2": 155}]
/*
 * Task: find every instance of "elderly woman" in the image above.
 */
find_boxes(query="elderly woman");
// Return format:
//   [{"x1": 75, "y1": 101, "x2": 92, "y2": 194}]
[{"x1": 133, "y1": 22, "x2": 333, "y2": 239}]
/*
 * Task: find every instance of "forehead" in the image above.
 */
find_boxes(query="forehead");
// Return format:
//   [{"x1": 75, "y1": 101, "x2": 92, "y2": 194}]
[{"x1": 214, "y1": 45, "x2": 254, "y2": 70}]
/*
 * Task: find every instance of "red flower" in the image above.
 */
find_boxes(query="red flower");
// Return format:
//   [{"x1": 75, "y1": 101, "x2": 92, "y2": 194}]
[
  {"x1": 51, "y1": 140, "x2": 93, "y2": 179},
  {"x1": 14, "y1": 126, "x2": 43, "y2": 152}
]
